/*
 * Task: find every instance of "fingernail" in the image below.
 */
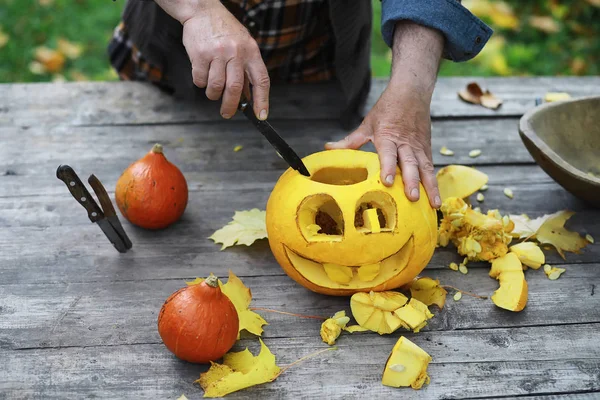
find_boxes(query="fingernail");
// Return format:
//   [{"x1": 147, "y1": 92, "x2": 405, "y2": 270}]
[
  {"x1": 385, "y1": 175, "x2": 394, "y2": 185},
  {"x1": 259, "y1": 109, "x2": 267, "y2": 120},
  {"x1": 222, "y1": 113, "x2": 231, "y2": 119},
  {"x1": 411, "y1": 188, "x2": 419, "y2": 199},
  {"x1": 434, "y1": 195, "x2": 441, "y2": 207}
]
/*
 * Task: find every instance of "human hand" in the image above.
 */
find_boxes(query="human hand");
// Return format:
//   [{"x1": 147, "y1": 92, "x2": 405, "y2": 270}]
[
  {"x1": 326, "y1": 20, "x2": 444, "y2": 209},
  {"x1": 177, "y1": 0, "x2": 270, "y2": 120},
  {"x1": 325, "y1": 84, "x2": 440, "y2": 208}
]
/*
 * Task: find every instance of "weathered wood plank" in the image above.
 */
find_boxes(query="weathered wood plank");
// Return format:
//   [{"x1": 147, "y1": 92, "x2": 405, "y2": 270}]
[
  {"x1": 0, "y1": 117, "x2": 535, "y2": 183},
  {"x1": 2, "y1": 77, "x2": 599, "y2": 127},
  {"x1": 1, "y1": 265, "x2": 598, "y2": 350},
  {"x1": 1, "y1": 334, "x2": 599, "y2": 399},
  {"x1": 0, "y1": 173, "x2": 597, "y2": 286}
]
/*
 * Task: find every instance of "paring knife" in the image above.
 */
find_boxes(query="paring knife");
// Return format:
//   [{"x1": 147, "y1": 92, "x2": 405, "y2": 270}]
[
  {"x1": 238, "y1": 93, "x2": 310, "y2": 177},
  {"x1": 56, "y1": 165, "x2": 133, "y2": 253}
]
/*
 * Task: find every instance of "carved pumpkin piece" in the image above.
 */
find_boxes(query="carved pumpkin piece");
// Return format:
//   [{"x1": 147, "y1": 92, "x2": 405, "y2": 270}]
[{"x1": 266, "y1": 150, "x2": 438, "y2": 296}]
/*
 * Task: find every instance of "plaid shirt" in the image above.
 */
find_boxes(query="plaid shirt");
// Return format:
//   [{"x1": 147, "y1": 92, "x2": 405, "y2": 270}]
[{"x1": 108, "y1": 0, "x2": 335, "y2": 91}]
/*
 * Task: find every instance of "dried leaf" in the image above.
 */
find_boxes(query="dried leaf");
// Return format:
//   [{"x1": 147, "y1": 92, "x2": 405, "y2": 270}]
[
  {"x1": 186, "y1": 271, "x2": 267, "y2": 338},
  {"x1": 196, "y1": 338, "x2": 280, "y2": 398},
  {"x1": 408, "y1": 277, "x2": 447, "y2": 309},
  {"x1": 34, "y1": 46, "x2": 65, "y2": 73},
  {"x1": 458, "y1": 82, "x2": 503, "y2": 109},
  {"x1": 209, "y1": 209, "x2": 267, "y2": 250},
  {"x1": 57, "y1": 38, "x2": 83, "y2": 59},
  {"x1": 536, "y1": 211, "x2": 588, "y2": 259}
]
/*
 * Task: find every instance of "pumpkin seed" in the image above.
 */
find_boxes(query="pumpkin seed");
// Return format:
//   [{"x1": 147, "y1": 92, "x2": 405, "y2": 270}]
[
  {"x1": 469, "y1": 149, "x2": 482, "y2": 158},
  {"x1": 476, "y1": 193, "x2": 484, "y2": 202},
  {"x1": 473, "y1": 207, "x2": 482, "y2": 213},
  {"x1": 480, "y1": 184, "x2": 488, "y2": 191},
  {"x1": 586, "y1": 234, "x2": 594, "y2": 243},
  {"x1": 233, "y1": 145, "x2": 243, "y2": 152},
  {"x1": 543, "y1": 264, "x2": 552, "y2": 273},
  {"x1": 440, "y1": 146, "x2": 454, "y2": 156},
  {"x1": 449, "y1": 262, "x2": 459, "y2": 271},
  {"x1": 389, "y1": 364, "x2": 406, "y2": 372},
  {"x1": 503, "y1": 188, "x2": 514, "y2": 199},
  {"x1": 453, "y1": 292, "x2": 462, "y2": 301},
  {"x1": 459, "y1": 264, "x2": 468, "y2": 274}
]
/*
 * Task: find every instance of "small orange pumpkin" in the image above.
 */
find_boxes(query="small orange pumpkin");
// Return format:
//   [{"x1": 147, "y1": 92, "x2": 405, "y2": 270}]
[
  {"x1": 115, "y1": 144, "x2": 188, "y2": 229},
  {"x1": 157, "y1": 274, "x2": 239, "y2": 363}
]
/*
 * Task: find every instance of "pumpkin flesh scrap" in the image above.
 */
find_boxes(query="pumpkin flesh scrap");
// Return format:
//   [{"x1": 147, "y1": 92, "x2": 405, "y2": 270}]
[
  {"x1": 509, "y1": 242, "x2": 545, "y2": 269},
  {"x1": 438, "y1": 197, "x2": 514, "y2": 262},
  {"x1": 489, "y1": 253, "x2": 528, "y2": 312},
  {"x1": 382, "y1": 336, "x2": 432, "y2": 389},
  {"x1": 407, "y1": 277, "x2": 448, "y2": 309}
]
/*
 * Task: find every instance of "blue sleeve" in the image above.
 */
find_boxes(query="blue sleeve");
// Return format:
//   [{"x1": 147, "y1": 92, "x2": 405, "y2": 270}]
[{"x1": 381, "y1": 0, "x2": 493, "y2": 62}]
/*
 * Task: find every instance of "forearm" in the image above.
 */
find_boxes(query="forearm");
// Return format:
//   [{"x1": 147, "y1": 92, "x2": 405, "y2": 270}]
[
  {"x1": 153, "y1": 0, "x2": 221, "y2": 24},
  {"x1": 389, "y1": 21, "x2": 445, "y2": 101}
]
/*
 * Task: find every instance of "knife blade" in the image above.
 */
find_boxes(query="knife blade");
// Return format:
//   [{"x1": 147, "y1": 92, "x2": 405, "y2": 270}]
[
  {"x1": 238, "y1": 95, "x2": 310, "y2": 177},
  {"x1": 56, "y1": 165, "x2": 129, "y2": 253},
  {"x1": 88, "y1": 174, "x2": 133, "y2": 250}
]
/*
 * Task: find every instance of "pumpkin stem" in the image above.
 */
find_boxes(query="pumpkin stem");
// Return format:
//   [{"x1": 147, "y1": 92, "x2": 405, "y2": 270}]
[
  {"x1": 204, "y1": 273, "x2": 219, "y2": 288},
  {"x1": 151, "y1": 143, "x2": 164, "y2": 154}
]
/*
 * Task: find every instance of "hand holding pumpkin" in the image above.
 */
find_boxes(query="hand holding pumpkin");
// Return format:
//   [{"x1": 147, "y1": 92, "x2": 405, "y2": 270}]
[{"x1": 326, "y1": 20, "x2": 444, "y2": 209}]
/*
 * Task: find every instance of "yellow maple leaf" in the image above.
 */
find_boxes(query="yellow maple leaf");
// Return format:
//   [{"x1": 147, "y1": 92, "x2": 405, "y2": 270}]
[
  {"x1": 196, "y1": 338, "x2": 281, "y2": 398},
  {"x1": 209, "y1": 209, "x2": 267, "y2": 250},
  {"x1": 536, "y1": 211, "x2": 589, "y2": 259},
  {"x1": 186, "y1": 270, "x2": 267, "y2": 338},
  {"x1": 407, "y1": 277, "x2": 448, "y2": 309}
]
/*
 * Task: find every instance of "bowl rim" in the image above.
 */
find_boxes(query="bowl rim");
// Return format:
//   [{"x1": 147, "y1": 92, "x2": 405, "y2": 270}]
[{"x1": 518, "y1": 95, "x2": 600, "y2": 186}]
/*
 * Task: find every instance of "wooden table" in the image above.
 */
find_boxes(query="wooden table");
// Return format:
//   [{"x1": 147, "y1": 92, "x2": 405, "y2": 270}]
[{"x1": 1, "y1": 77, "x2": 599, "y2": 400}]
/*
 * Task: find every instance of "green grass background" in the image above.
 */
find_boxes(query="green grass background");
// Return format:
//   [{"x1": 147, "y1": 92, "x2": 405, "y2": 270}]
[{"x1": 0, "y1": 0, "x2": 598, "y2": 83}]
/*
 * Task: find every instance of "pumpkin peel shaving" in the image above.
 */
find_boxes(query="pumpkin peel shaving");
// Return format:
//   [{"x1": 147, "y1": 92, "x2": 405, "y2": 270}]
[
  {"x1": 209, "y1": 209, "x2": 268, "y2": 250},
  {"x1": 489, "y1": 253, "x2": 528, "y2": 312},
  {"x1": 186, "y1": 270, "x2": 267, "y2": 338},
  {"x1": 436, "y1": 165, "x2": 488, "y2": 201}
]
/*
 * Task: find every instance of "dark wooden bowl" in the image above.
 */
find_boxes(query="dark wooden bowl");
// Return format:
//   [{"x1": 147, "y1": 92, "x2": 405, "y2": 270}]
[{"x1": 519, "y1": 95, "x2": 600, "y2": 208}]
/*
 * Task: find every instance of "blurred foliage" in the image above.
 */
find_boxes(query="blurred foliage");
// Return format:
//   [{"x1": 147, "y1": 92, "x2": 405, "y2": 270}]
[
  {"x1": 372, "y1": 0, "x2": 600, "y2": 77},
  {"x1": 0, "y1": 0, "x2": 598, "y2": 83}
]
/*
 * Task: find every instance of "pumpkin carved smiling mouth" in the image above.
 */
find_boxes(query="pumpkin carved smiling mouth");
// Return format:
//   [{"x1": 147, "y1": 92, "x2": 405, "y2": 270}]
[{"x1": 283, "y1": 236, "x2": 414, "y2": 290}]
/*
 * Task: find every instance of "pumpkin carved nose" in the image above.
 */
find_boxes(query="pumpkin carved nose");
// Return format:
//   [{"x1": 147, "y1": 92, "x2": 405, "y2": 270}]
[{"x1": 355, "y1": 191, "x2": 397, "y2": 233}]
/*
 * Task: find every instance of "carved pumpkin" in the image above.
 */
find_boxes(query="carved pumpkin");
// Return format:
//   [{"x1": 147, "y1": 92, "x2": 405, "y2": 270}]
[{"x1": 265, "y1": 149, "x2": 437, "y2": 296}]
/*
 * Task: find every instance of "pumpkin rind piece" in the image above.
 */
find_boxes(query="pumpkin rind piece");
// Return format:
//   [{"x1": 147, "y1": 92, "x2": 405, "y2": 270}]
[
  {"x1": 436, "y1": 165, "x2": 488, "y2": 201},
  {"x1": 509, "y1": 242, "x2": 545, "y2": 269},
  {"x1": 382, "y1": 336, "x2": 432, "y2": 389},
  {"x1": 489, "y1": 253, "x2": 528, "y2": 312}
]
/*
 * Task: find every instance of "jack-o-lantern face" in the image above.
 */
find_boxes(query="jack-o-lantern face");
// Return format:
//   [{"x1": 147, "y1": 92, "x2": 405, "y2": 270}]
[{"x1": 266, "y1": 149, "x2": 438, "y2": 296}]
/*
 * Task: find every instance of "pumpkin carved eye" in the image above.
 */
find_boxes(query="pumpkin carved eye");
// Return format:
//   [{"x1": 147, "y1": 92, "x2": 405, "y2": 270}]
[
  {"x1": 298, "y1": 194, "x2": 344, "y2": 242},
  {"x1": 355, "y1": 192, "x2": 397, "y2": 233}
]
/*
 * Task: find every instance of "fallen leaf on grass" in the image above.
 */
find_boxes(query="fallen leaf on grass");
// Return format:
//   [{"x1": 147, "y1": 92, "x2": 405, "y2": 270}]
[
  {"x1": 407, "y1": 277, "x2": 447, "y2": 309},
  {"x1": 209, "y1": 209, "x2": 267, "y2": 250},
  {"x1": 458, "y1": 82, "x2": 503, "y2": 110},
  {"x1": 186, "y1": 270, "x2": 268, "y2": 338},
  {"x1": 0, "y1": 29, "x2": 8, "y2": 49},
  {"x1": 57, "y1": 38, "x2": 83, "y2": 59},
  {"x1": 197, "y1": 338, "x2": 280, "y2": 398},
  {"x1": 34, "y1": 46, "x2": 65, "y2": 73},
  {"x1": 528, "y1": 15, "x2": 560, "y2": 33}
]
